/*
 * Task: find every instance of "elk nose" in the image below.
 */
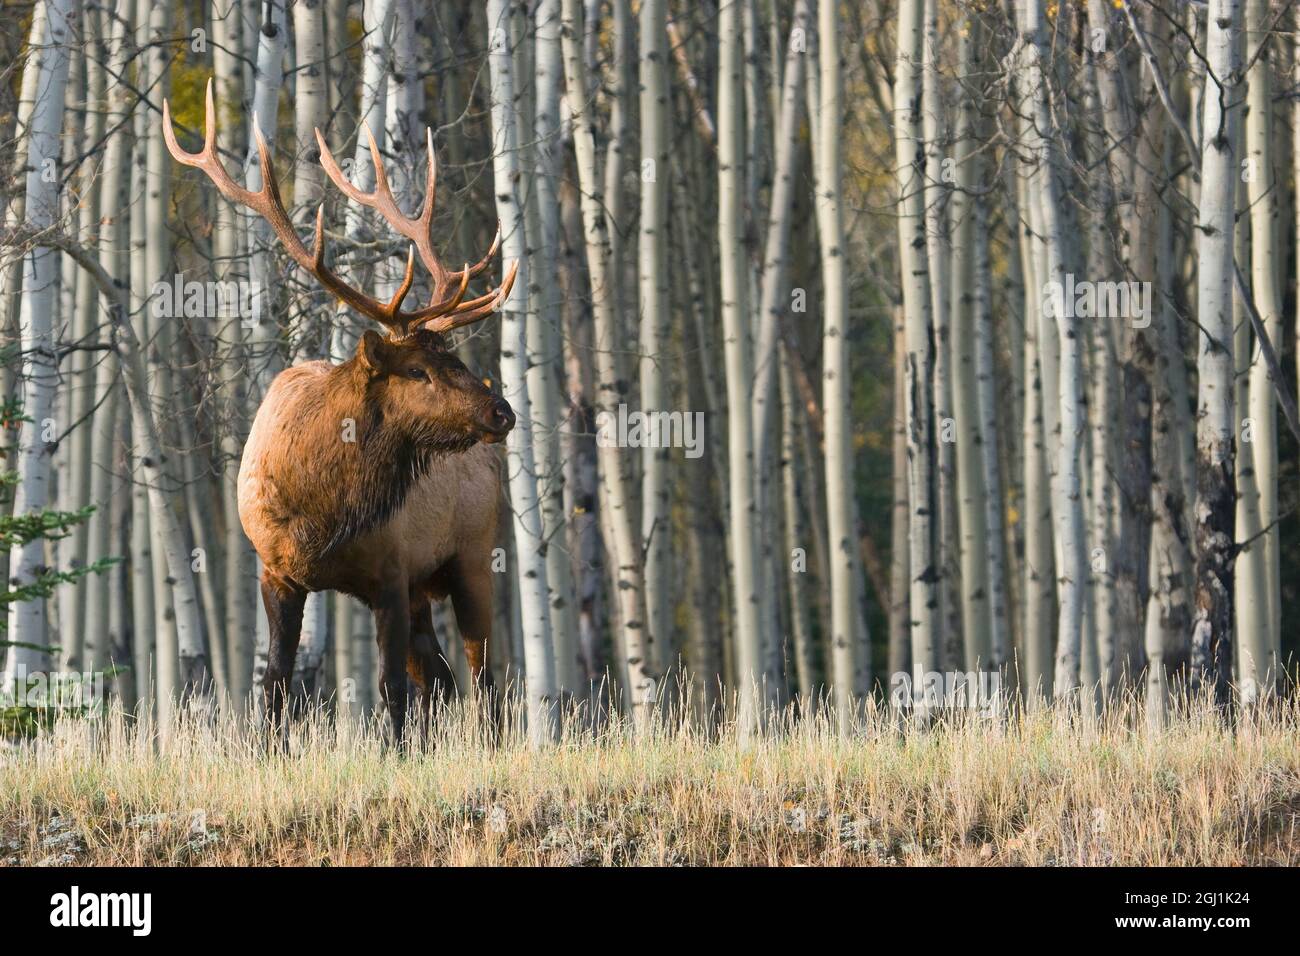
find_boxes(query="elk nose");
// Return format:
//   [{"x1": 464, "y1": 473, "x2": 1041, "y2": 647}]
[{"x1": 489, "y1": 399, "x2": 515, "y2": 434}]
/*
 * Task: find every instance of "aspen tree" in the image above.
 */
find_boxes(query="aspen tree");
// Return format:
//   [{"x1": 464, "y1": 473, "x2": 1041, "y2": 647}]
[
  {"x1": 241, "y1": 0, "x2": 287, "y2": 699},
  {"x1": 973, "y1": 193, "x2": 1008, "y2": 669},
  {"x1": 487, "y1": 0, "x2": 557, "y2": 744},
  {"x1": 0, "y1": 1, "x2": 47, "y2": 347},
  {"x1": 638, "y1": 0, "x2": 671, "y2": 678},
  {"x1": 895, "y1": 0, "x2": 939, "y2": 708},
  {"x1": 1089, "y1": 0, "x2": 1148, "y2": 659},
  {"x1": 1017, "y1": 0, "x2": 1086, "y2": 699},
  {"x1": 4, "y1": 0, "x2": 77, "y2": 680},
  {"x1": 889, "y1": 311, "x2": 911, "y2": 685},
  {"x1": 1145, "y1": 129, "x2": 1193, "y2": 728},
  {"x1": 1081, "y1": 19, "x2": 1119, "y2": 689},
  {"x1": 292, "y1": 0, "x2": 332, "y2": 701},
  {"x1": 950, "y1": 9, "x2": 991, "y2": 669},
  {"x1": 1232, "y1": 167, "x2": 1266, "y2": 706},
  {"x1": 59, "y1": 7, "x2": 104, "y2": 671},
  {"x1": 1017, "y1": 173, "x2": 1053, "y2": 702},
  {"x1": 126, "y1": 0, "x2": 157, "y2": 713},
  {"x1": 535, "y1": 0, "x2": 580, "y2": 693},
  {"x1": 139, "y1": 0, "x2": 184, "y2": 713},
  {"x1": 1241, "y1": 0, "x2": 1280, "y2": 698},
  {"x1": 1191, "y1": 0, "x2": 1241, "y2": 709},
  {"x1": 718, "y1": 0, "x2": 764, "y2": 733},
  {"x1": 559, "y1": 0, "x2": 657, "y2": 721},
  {"x1": 923, "y1": 0, "x2": 961, "y2": 669},
  {"x1": 243, "y1": 0, "x2": 287, "y2": 401},
  {"x1": 210, "y1": 0, "x2": 256, "y2": 709},
  {"x1": 330, "y1": 0, "x2": 394, "y2": 361},
  {"x1": 781, "y1": 353, "x2": 817, "y2": 702},
  {"x1": 83, "y1": 0, "x2": 133, "y2": 681}
]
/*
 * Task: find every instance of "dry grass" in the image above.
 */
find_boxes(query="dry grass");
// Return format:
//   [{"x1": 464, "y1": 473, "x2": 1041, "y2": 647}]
[{"x1": 2, "y1": 693, "x2": 1298, "y2": 866}]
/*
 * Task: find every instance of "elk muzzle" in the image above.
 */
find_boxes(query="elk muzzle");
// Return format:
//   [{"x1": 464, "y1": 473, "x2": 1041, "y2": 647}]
[{"x1": 479, "y1": 398, "x2": 515, "y2": 443}]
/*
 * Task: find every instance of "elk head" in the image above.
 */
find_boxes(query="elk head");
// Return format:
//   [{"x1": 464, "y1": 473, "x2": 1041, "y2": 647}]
[
  {"x1": 356, "y1": 328, "x2": 514, "y2": 449},
  {"x1": 162, "y1": 80, "x2": 518, "y2": 447}
]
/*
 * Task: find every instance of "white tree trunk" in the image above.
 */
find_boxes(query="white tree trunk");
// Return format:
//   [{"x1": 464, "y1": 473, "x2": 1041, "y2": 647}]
[
  {"x1": 0, "y1": 0, "x2": 47, "y2": 348},
  {"x1": 894, "y1": 0, "x2": 938, "y2": 710},
  {"x1": 560, "y1": 0, "x2": 656, "y2": 721},
  {"x1": 243, "y1": 0, "x2": 287, "y2": 402},
  {"x1": 137, "y1": 0, "x2": 182, "y2": 715},
  {"x1": 950, "y1": 10, "x2": 990, "y2": 670},
  {"x1": 751, "y1": 0, "x2": 811, "y2": 706},
  {"x1": 1241, "y1": 0, "x2": 1280, "y2": 699},
  {"x1": 719, "y1": 0, "x2": 763, "y2": 734},
  {"x1": 83, "y1": 0, "x2": 132, "y2": 680},
  {"x1": 923, "y1": 0, "x2": 961, "y2": 671},
  {"x1": 207, "y1": 0, "x2": 256, "y2": 711},
  {"x1": 329, "y1": 0, "x2": 393, "y2": 360},
  {"x1": 973, "y1": 180, "x2": 1009, "y2": 669},
  {"x1": 1081, "y1": 28, "x2": 1119, "y2": 692},
  {"x1": 751, "y1": 0, "x2": 810, "y2": 431},
  {"x1": 487, "y1": 0, "x2": 557, "y2": 744},
  {"x1": 292, "y1": 0, "x2": 329, "y2": 352},
  {"x1": 1017, "y1": 0, "x2": 1085, "y2": 700},
  {"x1": 1191, "y1": 0, "x2": 1241, "y2": 708},
  {"x1": 241, "y1": 0, "x2": 287, "y2": 698},
  {"x1": 533, "y1": 0, "x2": 580, "y2": 695},
  {"x1": 4, "y1": 0, "x2": 77, "y2": 682},
  {"x1": 1144, "y1": 129, "x2": 1192, "y2": 728},
  {"x1": 888, "y1": 310, "x2": 911, "y2": 687},
  {"x1": 59, "y1": 6, "x2": 103, "y2": 671},
  {"x1": 780, "y1": 354, "x2": 817, "y2": 702},
  {"x1": 1232, "y1": 168, "x2": 1266, "y2": 706},
  {"x1": 637, "y1": 0, "x2": 672, "y2": 678},
  {"x1": 1017, "y1": 171, "x2": 1053, "y2": 702},
  {"x1": 286, "y1": 0, "x2": 332, "y2": 703}
]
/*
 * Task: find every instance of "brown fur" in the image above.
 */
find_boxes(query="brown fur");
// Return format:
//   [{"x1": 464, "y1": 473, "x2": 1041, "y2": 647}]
[{"x1": 239, "y1": 328, "x2": 513, "y2": 744}]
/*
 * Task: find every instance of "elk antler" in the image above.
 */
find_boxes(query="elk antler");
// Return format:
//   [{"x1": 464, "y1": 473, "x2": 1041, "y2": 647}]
[{"x1": 162, "y1": 79, "x2": 516, "y2": 338}]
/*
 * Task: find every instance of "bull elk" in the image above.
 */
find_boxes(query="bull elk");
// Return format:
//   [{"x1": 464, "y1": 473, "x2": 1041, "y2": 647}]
[{"x1": 163, "y1": 82, "x2": 518, "y2": 744}]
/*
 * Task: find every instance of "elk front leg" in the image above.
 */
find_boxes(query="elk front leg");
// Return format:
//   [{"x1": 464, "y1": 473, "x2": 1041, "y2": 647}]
[
  {"x1": 373, "y1": 585, "x2": 412, "y2": 747},
  {"x1": 448, "y1": 559, "x2": 498, "y2": 732},
  {"x1": 261, "y1": 571, "x2": 307, "y2": 749},
  {"x1": 408, "y1": 601, "x2": 456, "y2": 738}
]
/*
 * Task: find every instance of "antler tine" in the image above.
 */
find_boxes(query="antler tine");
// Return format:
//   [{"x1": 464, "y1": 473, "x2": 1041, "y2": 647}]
[
  {"x1": 315, "y1": 122, "x2": 453, "y2": 290},
  {"x1": 414, "y1": 133, "x2": 505, "y2": 293},
  {"x1": 168, "y1": 78, "x2": 512, "y2": 339},
  {"x1": 405, "y1": 266, "x2": 470, "y2": 323},
  {"x1": 316, "y1": 124, "x2": 507, "y2": 303},
  {"x1": 423, "y1": 260, "x2": 519, "y2": 334},
  {"x1": 164, "y1": 80, "x2": 412, "y2": 335},
  {"x1": 461, "y1": 224, "x2": 502, "y2": 281},
  {"x1": 309, "y1": 205, "x2": 417, "y2": 334},
  {"x1": 251, "y1": 116, "x2": 295, "y2": 242},
  {"x1": 384, "y1": 245, "x2": 418, "y2": 326},
  {"x1": 163, "y1": 80, "x2": 255, "y2": 209},
  {"x1": 315, "y1": 126, "x2": 367, "y2": 205},
  {"x1": 420, "y1": 127, "x2": 438, "y2": 234}
]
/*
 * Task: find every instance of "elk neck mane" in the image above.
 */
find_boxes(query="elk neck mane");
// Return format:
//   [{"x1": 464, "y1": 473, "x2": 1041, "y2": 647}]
[{"x1": 261, "y1": 356, "x2": 480, "y2": 561}]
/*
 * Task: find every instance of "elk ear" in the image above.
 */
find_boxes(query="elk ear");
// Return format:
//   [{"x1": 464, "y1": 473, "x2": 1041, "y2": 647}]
[{"x1": 357, "y1": 330, "x2": 395, "y2": 374}]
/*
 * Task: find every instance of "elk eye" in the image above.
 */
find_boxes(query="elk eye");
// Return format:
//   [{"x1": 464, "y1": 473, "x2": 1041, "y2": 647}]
[{"x1": 405, "y1": 367, "x2": 426, "y2": 381}]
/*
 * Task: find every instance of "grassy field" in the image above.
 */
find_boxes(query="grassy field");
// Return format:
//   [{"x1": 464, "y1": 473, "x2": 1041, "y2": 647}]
[{"x1": 2, "y1": 694, "x2": 1298, "y2": 866}]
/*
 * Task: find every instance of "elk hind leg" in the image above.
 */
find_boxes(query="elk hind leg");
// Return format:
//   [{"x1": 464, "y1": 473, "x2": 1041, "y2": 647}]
[
  {"x1": 408, "y1": 601, "x2": 456, "y2": 740},
  {"x1": 448, "y1": 560, "x2": 499, "y2": 734}
]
